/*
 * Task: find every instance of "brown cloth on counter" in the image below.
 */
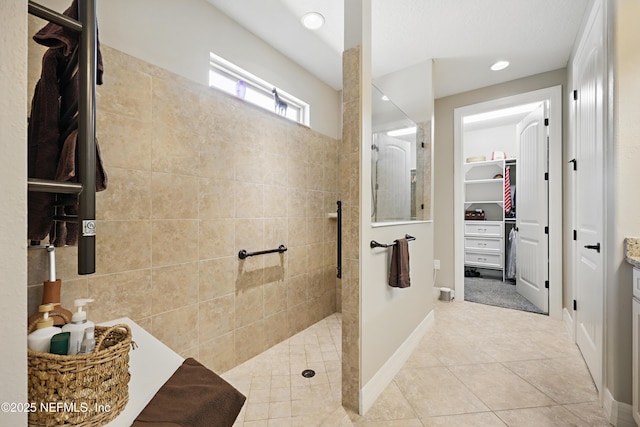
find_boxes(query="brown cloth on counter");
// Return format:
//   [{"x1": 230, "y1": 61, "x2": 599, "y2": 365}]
[
  {"x1": 389, "y1": 238, "x2": 411, "y2": 288},
  {"x1": 28, "y1": 0, "x2": 107, "y2": 246},
  {"x1": 132, "y1": 358, "x2": 246, "y2": 427}
]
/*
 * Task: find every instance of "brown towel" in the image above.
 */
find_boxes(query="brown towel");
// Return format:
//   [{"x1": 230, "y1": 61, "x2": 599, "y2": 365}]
[
  {"x1": 389, "y1": 238, "x2": 411, "y2": 288},
  {"x1": 132, "y1": 358, "x2": 246, "y2": 427}
]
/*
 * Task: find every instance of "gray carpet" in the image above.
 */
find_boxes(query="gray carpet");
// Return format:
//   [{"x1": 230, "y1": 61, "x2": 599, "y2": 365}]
[{"x1": 464, "y1": 277, "x2": 546, "y2": 315}]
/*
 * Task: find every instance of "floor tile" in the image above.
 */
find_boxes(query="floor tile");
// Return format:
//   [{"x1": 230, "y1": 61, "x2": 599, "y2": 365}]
[
  {"x1": 421, "y1": 412, "x2": 508, "y2": 426},
  {"x1": 495, "y1": 405, "x2": 591, "y2": 426},
  {"x1": 503, "y1": 357, "x2": 598, "y2": 404},
  {"x1": 448, "y1": 362, "x2": 555, "y2": 411},
  {"x1": 223, "y1": 302, "x2": 612, "y2": 426}
]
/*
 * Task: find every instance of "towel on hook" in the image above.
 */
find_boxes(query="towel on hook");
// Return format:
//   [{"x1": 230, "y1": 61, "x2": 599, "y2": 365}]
[{"x1": 389, "y1": 238, "x2": 411, "y2": 288}]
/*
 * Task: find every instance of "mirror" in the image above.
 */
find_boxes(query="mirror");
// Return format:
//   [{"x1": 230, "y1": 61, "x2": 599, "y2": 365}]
[{"x1": 371, "y1": 84, "x2": 421, "y2": 222}]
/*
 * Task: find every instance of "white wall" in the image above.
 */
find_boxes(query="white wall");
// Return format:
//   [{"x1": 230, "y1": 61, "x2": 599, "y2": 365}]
[
  {"x1": 0, "y1": 1, "x2": 28, "y2": 425},
  {"x1": 463, "y1": 124, "x2": 517, "y2": 161},
  {"x1": 36, "y1": 0, "x2": 341, "y2": 139}
]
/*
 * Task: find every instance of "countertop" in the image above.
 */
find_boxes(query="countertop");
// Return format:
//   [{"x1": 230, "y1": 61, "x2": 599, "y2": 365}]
[{"x1": 624, "y1": 237, "x2": 640, "y2": 268}]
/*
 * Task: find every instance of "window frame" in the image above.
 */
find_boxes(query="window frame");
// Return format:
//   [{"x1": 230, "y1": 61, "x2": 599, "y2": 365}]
[{"x1": 209, "y1": 52, "x2": 310, "y2": 126}]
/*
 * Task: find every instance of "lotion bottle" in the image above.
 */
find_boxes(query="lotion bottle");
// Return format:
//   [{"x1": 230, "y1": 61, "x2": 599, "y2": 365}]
[
  {"x1": 61, "y1": 298, "x2": 94, "y2": 355},
  {"x1": 27, "y1": 303, "x2": 62, "y2": 352}
]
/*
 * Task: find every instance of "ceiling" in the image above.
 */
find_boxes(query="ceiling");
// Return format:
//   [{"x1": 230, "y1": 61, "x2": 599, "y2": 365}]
[{"x1": 207, "y1": 0, "x2": 589, "y2": 120}]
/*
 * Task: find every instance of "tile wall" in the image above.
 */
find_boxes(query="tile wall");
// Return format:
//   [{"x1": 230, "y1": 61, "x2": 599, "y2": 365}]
[{"x1": 27, "y1": 27, "x2": 340, "y2": 373}]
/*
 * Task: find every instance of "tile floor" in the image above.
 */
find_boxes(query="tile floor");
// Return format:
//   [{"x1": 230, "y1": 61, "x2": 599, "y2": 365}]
[{"x1": 222, "y1": 300, "x2": 611, "y2": 426}]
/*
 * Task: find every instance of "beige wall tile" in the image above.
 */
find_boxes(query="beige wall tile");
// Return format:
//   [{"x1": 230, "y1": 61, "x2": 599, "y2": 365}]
[
  {"x1": 151, "y1": 172, "x2": 199, "y2": 219},
  {"x1": 286, "y1": 274, "x2": 308, "y2": 309},
  {"x1": 235, "y1": 285, "x2": 264, "y2": 328},
  {"x1": 264, "y1": 280, "x2": 286, "y2": 317},
  {"x1": 198, "y1": 178, "x2": 236, "y2": 220},
  {"x1": 235, "y1": 182, "x2": 264, "y2": 219},
  {"x1": 264, "y1": 185, "x2": 288, "y2": 219},
  {"x1": 88, "y1": 269, "x2": 152, "y2": 323},
  {"x1": 97, "y1": 220, "x2": 152, "y2": 274},
  {"x1": 199, "y1": 219, "x2": 235, "y2": 260},
  {"x1": 263, "y1": 153, "x2": 288, "y2": 187},
  {"x1": 151, "y1": 220, "x2": 198, "y2": 267},
  {"x1": 151, "y1": 305, "x2": 198, "y2": 353},
  {"x1": 288, "y1": 188, "x2": 308, "y2": 218},
  {"x1": 236, "y1": 320, "x2": 267, "y2": 364},
  {"x1": 97, "y1": 112, "x2": 151, "y2": 171},
  {"x1": 200, "y1": 332, "x2": 236, "y2": 373},
  {"x1": 199, "y1": 257, "x2": 235, "y2": 301},
  {"x1": 286, "y1": 246, "x2": 308, "y2": 278},
  {"x1": 97, "y1": 167, "x2": 151, "y2": 221},
  {"x1": 264, "y1": 311, "x2": 288, "y2": 349},
  {"x1": 152, "y1": 262, "x2": 198, "y2": 314},
  {"x1": 199, "y1": 294, "x2": 235, "y2": 342},
  {"x1": 235, "y1": 146, "x2": 266, "y2": 184}
]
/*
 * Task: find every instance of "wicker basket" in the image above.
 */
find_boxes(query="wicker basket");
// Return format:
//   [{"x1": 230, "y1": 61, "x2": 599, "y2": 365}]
[{"x1": 27, "y1": 324, "x2": 134, "y2": 427}]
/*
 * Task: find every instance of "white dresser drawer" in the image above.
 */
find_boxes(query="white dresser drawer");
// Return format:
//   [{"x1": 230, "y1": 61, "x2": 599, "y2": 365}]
[
  {"x1": 464, "y1": 237, "x2": 503, "y2": 252},
  {"x1": 634, "y1": 268, "x2": 640, "y2": 300},
  {"x1": 464, "y1": 221, "x2": 503, "y2": 237},
  {"x1": 464, "y1": 250, "x2": 503, "y2": 269}
]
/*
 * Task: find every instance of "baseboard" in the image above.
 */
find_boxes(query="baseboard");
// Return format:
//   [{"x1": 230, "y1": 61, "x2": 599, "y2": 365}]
[
  {"x1": 563, "y1": 307, "x2": 575, "y2": 340},
  {"x1": 604, "y1": 388, "x2": 637, "y2": 427},
  {"x1": 360, "y1": 309, "x2": 435, "y2": 415}
]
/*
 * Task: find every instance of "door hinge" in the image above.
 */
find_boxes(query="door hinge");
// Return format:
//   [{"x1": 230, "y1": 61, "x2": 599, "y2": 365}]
[
  {"x1": 545, "y1": 280, "x2": 549, "y2": 289},
  {"x1": 544, "y1": 118, "x2": 549, "y2": 126},
  {"x1": 573, "y1": 299, "x2": 577, "y2": 311},
  {"x1": 544, "y1": 172, "x2": 549, "y2": 181},
  {"x1": 545, "y1": 226, "x2": 549, "y2": 234},
  {"x1": 421, "y1": 141, "x2": 425, "y2": 148},
  {"x1": 573, "y1": 90, "x2": 578, "y2": 101},
  {"x1": 420, "y1": 203, "x2": 424, "y2": 210},
  {"x1": 573, "y1": 229, "x2": 577, "y2": 240},
  {"x1": 569, "y1": 158, "x2": 577, "y2": 171}
]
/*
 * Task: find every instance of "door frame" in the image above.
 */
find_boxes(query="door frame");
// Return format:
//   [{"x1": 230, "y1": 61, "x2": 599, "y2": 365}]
[{"x1": 453, "y1": 85, "x2": 563, "y2": 319}]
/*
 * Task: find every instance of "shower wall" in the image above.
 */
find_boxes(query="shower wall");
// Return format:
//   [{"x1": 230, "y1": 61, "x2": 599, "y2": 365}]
[{"x1": 26, "y1": 39, "x2": 340, "y2": 372}]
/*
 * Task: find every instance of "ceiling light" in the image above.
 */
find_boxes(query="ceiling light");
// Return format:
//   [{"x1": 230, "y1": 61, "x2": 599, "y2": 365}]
[
  {"x1": 381, "y1": 95, "x2": 389, "y2": 101},
  {"x1": 302, "y1": 12, "x2": 325, "y2": 30},
  {"x1": 387, "y1": 126, "x2": 417, "y2": 137},
  {"x1": 490, "y1": 60, "x2": 510, "y2": 71}
]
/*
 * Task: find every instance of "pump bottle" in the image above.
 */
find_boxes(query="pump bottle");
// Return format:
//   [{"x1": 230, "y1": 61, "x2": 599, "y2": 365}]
[
  {"x1": 61, "y1": 298, "x2": 95, "y2": 355},
  {"x1": 27, "y1": 303, "x2": 63, "y2": 352}
]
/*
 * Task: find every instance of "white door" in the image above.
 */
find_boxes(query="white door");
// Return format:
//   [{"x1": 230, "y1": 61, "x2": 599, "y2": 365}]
[
  {"x1": 374, "y1": 134, "x2": 411, "y2": 221},
  {"x1": 515, "y1": 102, "x2": 549, "y2": 313},
  {"x1": 574, "y1": 1, "x2": 605, "y2": 389}
]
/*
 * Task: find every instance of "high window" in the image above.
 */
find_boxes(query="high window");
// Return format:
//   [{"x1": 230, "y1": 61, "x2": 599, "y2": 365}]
[{"x1": 209, "y1": 52, "x2": 309, "y2": 125}]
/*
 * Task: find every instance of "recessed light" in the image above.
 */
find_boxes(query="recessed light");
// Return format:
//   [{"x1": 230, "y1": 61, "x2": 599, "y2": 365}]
[
  {"x1": 381, "y1": 95, "x2": 389, "y2": 101},
  {"x1": 490, "y1": 60, "x2": 510, "y2": 71},
  {"x1": 302, "y1": 12, "x2": 325, "y2": 30}
]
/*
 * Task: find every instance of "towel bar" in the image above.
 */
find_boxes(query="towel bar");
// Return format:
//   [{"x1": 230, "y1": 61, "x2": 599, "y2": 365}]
[
  {"x1": 370, "y1": 234, "x2": 416, "y2": 249},
  {"x1": 238, "y1": 245, "x2": 287, "y2": 259}
]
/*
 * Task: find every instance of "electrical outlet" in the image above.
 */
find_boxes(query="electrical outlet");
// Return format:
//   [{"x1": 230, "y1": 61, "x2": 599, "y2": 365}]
[{"x1": 433, "y1": 259, "x2": 441, "y2": 270}]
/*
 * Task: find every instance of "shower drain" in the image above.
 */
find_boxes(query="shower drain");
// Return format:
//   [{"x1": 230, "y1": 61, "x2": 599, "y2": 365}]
[{"x1": 301, "y1": 369, "x2": 315, "y2": 378}]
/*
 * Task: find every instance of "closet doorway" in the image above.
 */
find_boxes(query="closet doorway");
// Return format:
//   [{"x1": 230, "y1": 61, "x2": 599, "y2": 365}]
[{"x1": 453, "y1": 86, "x2": 563, "y2": 319}]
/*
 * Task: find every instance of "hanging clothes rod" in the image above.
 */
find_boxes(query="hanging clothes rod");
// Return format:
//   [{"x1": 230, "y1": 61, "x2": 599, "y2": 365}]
[
  {"x1": 370, "y1": 234, "x2": 416, "y2": 249},
  {"x1": 238, "y1": 245, "x2": 287, "y2": 260},
  {"x1": 28, "y1": 1, "x2": 82, "y2": 32}
]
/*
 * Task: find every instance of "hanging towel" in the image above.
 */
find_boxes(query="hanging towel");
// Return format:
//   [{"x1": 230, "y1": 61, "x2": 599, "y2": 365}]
[
  {"x1": 28, "y1": 0, "x2": 107, "y2": 246},
  {"x1": 389, "y1": 238, "x2": 411, "y2": 288},
  {"x1": 504, "y1": 165, "x2": 512, "y2": 215}
]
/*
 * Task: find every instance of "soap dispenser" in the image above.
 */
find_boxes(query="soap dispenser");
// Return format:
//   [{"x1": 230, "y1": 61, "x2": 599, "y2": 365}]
[
  {"x1": 61, "y1": 298, "x2": 95, "y2": 355},
  {"x1": 27, "y1": 303, "x2": 63, "y2": 353}
]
